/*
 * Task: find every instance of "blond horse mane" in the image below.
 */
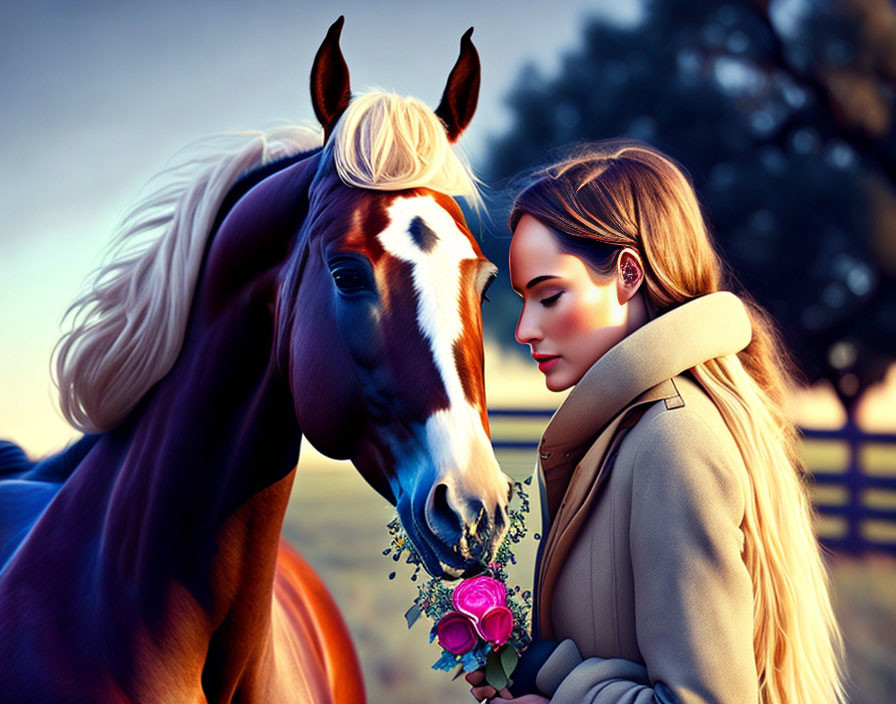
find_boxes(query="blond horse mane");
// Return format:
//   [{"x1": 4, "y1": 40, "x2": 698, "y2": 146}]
[{"x1": 54, "y1": 92, "x2": 481, "y2": 433}]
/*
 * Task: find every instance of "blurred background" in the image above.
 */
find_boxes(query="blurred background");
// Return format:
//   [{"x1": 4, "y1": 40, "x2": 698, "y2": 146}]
[{"x1": 2, "y1": 0, "x2": 895, "y2": 701}]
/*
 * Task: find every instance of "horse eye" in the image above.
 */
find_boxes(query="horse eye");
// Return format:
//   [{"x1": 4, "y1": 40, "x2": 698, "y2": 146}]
[
  {"x1": 332, "y1": 267, "x2": 367, "y2": 293},
  {"x1": 481, "y1": 272, "x2": 498, "y2": 303}
]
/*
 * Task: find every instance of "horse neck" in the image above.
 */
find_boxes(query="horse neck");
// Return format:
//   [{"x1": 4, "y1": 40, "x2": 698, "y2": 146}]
[
  {"x1": 88, "y1": 156, "x2": 321, "y2": 697},
  {"x1": 56, "y1": 300, "x2": 301, "y2": 700},
  {"x1": 104, "y1": 298, "x2": 301, "y2": 616},
  {"x1": 102, "y1": 154, "x2": 318, "y2": 626}
]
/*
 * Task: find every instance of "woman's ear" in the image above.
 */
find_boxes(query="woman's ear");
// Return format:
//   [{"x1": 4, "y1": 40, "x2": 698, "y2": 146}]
[{"x1": 616, "y1": 249, "x2": 644, "y2": 303}]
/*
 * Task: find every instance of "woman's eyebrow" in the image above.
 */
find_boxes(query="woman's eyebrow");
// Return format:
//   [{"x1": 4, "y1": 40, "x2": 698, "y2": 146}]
[
  {"x1": 510, "y1": 274, "x2": 561, "y2": 294},
  {"x1": 525, "y1": 275, "x2": 560, "y2": 290}
]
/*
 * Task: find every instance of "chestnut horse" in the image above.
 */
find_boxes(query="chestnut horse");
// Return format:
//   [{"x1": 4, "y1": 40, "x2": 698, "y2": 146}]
[{"x1": 0, "y1": 18, "x2": 509, "y2": 703}]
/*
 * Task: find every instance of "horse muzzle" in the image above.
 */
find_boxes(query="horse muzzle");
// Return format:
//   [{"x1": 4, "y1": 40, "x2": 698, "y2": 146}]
[{"x1": 396, "y1": 470, "x2": 511, "y2": 579}]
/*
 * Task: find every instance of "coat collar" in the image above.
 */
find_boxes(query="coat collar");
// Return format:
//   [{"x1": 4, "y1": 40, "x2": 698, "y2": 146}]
[{"x1": 538, "y1": 291, "x2": 752, "y2": 459}]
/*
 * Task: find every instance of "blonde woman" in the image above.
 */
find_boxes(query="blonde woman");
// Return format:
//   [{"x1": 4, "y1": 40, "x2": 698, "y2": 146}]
[{"x1": 468, "y1": 141, "x2": 845, "y2": 703}]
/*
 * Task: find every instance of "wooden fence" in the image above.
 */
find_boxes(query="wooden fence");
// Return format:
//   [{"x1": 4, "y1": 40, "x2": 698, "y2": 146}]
[{"x1": 488, "y1": 409, "x2": 896, "y2": 556}]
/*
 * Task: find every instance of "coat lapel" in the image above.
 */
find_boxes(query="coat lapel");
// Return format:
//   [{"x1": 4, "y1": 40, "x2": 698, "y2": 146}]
[{"x1": 536, "y1": 381, "x2": 680, "y2": 638}]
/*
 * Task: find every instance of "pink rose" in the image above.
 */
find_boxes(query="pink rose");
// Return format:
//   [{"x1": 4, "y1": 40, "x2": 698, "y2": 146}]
[
  {"x1": 475, "y1": 604, "x2": 514, "y2": 645},
  {"x1": 435, "y1": 611, "x2": 478, "y2": 654},
  {"x1": 452, "y1": 575, "x2": 507, "y2": 620}
]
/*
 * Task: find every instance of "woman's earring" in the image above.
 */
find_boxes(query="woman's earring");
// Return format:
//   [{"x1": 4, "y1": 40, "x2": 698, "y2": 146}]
[{"x1": 623, "y1": 265, "x2": 637, "y2": 286}]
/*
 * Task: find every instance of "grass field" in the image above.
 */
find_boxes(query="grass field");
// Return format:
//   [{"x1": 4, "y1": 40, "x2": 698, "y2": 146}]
[{"x1": 285, "y1": 451, "x2": 896, "y2": 704}]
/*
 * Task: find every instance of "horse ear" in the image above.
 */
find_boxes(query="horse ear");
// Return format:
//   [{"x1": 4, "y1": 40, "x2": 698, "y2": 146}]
[
  {"x1": 311, "y1": 16, "x2": 352, "y2": 140},
  {"x1": 434, "y1": 27, "x2": 480, "y2": 143}
]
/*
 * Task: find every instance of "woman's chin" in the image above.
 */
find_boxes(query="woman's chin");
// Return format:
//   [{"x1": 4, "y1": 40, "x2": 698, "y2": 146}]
[{"x1": 545, "y1": 374, "x2": 573, "y2": 392}]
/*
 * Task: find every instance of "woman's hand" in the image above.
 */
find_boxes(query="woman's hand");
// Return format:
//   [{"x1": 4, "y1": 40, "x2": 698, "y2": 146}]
[
  {"x1": 465, "y1": 669, "x2": 549, "y2": 702},
  {"x1": 465, "y1": 668, "x2": 512, "y2": 702}
]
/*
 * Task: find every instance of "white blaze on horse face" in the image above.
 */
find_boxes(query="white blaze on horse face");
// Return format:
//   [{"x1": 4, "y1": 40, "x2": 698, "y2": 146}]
[{"x1": 376, "y1": 196, "x2": 500, "y2": 480}]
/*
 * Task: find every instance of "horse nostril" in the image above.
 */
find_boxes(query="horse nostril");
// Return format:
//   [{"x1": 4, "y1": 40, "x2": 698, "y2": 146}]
[
  {"x1": 428, "y1": 482, "x2": 462, "y2": 541},
  {"x1": 494, "y1": 505, "x2": 506, "y2": 530},
  {"x1": 469, "y1": 497, "x2": 486, "y2": 530}
]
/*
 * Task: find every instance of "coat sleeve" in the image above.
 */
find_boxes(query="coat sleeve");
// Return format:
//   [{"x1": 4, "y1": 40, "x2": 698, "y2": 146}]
[{"x1": 535, "y1": 409, "x2": 759, "y2": 704}]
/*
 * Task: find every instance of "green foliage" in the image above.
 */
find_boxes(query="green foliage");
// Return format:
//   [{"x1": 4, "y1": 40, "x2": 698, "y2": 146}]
[
  {"x1": 499, "y1": 643, "x2": 519, "y2": 679},
  {"x1": 485, "y1": 649, "x2": 509, "y2": 691}
]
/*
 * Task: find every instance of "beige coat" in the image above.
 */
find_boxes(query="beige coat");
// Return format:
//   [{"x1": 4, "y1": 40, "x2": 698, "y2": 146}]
[{"x1": 531, "y1": 292, "x2": 759, "y2": 704}]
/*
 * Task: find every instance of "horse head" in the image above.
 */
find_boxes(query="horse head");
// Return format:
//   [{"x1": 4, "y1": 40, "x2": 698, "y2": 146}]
[{"x1": 279, "y1": 19, "x2": 509, "y2": 578}]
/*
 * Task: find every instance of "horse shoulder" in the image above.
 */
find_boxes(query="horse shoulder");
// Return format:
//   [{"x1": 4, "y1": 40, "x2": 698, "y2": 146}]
[{"x1": 270, "y1": 539, "x2": 366, "y2": 704}]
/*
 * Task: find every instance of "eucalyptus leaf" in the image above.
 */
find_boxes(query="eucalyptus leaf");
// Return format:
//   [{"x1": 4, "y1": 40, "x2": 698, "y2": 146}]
[
  {"x1": 499, "y1": 645, "x2": 519, "y2": 677},
  {"x1": 404, "y1": 603, "x2": 422, "y2": 629},
  {"x1": 485, "y1": 651, "x2": 509, "y2": 691}
]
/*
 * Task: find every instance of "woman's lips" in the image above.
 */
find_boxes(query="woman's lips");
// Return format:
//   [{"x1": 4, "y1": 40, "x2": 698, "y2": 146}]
[{"x1": 534, "y1": 355, "x2": 560, "y2": 373}]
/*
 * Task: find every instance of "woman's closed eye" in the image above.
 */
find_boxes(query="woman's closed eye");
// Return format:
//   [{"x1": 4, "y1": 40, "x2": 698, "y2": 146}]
[{"x1": 540, "y1": 291, "x2": 563, "y2": 307}]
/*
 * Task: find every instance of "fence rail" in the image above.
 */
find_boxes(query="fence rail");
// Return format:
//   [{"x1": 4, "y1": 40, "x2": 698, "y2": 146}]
[{"x1": 488, "y1": 409, "x2": 896, "y2": 556}]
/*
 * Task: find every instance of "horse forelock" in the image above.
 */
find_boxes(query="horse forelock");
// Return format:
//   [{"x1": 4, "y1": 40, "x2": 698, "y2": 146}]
[{"x1": 330, "y1": 91, "x2": 482, "y2": 212}]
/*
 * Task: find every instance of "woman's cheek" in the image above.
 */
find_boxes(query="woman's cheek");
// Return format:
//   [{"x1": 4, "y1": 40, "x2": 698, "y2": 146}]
[
  {"x1": 555, "y1": 299, "x2": 598, "y2": 340},
  {"x1": 557, "y1": 292, "x2": 628, "y2": 368}
]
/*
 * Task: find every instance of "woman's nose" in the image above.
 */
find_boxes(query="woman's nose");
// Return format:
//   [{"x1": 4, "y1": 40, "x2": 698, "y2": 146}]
[{"x1": 514, "y1": 305, "x2": 541, "y2": 345}]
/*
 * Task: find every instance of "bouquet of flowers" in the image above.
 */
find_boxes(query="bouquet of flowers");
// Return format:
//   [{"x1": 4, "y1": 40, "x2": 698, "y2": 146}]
[{"x1": 384, "y1": 477, "x2": 533, "y2": 691}]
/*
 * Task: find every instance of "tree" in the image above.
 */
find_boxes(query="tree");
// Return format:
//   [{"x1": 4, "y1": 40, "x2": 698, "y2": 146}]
[{"x1": 476, "y1": 0, "x2": 896, "y2": 416}]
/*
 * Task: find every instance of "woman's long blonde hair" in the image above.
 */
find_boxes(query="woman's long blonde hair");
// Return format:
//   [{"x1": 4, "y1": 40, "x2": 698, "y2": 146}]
[{"x1": 511, "y1": 139, "x2": 846, "y2": 704}]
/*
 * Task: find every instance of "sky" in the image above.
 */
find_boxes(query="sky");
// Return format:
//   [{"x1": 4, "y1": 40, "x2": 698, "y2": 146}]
[{"x1": 0, "y1": 0, "x2": 644, "y2": 456}]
